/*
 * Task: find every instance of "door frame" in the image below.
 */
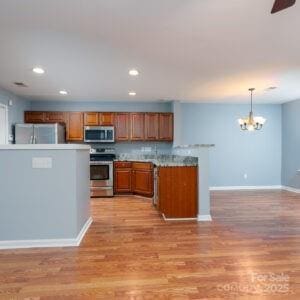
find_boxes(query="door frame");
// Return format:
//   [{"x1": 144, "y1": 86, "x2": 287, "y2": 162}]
[{"x1": 0, "y1": 103, "x2": 9, "y2": 144}]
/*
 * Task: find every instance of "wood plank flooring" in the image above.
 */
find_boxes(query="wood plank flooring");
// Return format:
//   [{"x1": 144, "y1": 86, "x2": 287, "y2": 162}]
[{"x1": 0, "y1": 190, "x2": 299, "y2": 299}]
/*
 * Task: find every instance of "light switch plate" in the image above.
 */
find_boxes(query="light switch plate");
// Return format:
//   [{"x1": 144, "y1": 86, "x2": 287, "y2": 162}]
[{"x1": 32, "y1": 157, "x2": 52, "y2": 169}]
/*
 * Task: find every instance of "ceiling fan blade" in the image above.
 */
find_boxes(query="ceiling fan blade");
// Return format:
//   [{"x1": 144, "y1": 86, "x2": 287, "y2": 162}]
[{"x1": 271, "y1": 0, "x2": 296, "y2": 13}]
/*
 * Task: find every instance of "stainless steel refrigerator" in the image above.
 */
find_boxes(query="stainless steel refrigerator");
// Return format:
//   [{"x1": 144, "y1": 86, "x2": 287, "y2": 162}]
[{"x1": 15, "y1": 123, "x2": 66, "y2": 144}]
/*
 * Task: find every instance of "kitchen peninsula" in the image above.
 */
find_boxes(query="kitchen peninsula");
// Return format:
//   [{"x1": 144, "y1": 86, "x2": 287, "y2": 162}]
[
  {"x1": 0, "y1": 144, "x2": 91, "y2": 249},
  {"x1": 115, "y1": 153, "x2": 199, "y2": 219}
]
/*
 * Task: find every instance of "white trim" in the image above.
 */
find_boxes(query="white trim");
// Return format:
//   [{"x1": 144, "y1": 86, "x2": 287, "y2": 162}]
[
  {"x1": 0, "y1": 103, "x2": 8, "y2": 144},
  {"x1": 0, "y1": 144, "x2": 90, "y2": 150},
  {"x1": 210, "y1": 185, "x2": 282, "y2": 191},
  {"x1": 197, "y1": 214, "x2": 212, "y2": 222},
  {"x1": 162, "y1": 214, "x2": 197, "y2": 221},
  {"x1": 281, "y1": 186, "x2": 300, "y2": 194},
  {"x1": 0, "y1": 217, "x2": 93, "y2": 250}
]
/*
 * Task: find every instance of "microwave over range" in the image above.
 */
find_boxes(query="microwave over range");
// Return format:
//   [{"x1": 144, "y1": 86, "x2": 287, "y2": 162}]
[{"x1": 84, "y1": 126, "x2": 115, "y2": 143}]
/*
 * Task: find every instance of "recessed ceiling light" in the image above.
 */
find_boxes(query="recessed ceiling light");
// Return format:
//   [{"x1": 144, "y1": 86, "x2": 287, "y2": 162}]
[
  {"x1": 59, "y1": 90, "x2": 68, "y2": 95},
  {"x1": 129, "y1": 69, "x2": 139, "y2": 76},
  {"x1": 129, "y1": 91, "x2": 136, "y2": 96},
  {"x1": 32, "y1": 67, "x2": 45, "y2": 74}
]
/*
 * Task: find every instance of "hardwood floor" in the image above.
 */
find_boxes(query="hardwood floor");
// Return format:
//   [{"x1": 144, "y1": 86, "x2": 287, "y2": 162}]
[{"x1": 0, "y1": 190, "x2": 300, "y2": 299}]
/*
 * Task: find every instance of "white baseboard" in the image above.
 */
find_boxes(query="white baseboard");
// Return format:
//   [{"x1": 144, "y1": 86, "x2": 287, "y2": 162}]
[
  {"x1": 197, "y1": 214, "x2": 212, "y2": 222},
  {"x1": 0, "y1": 217, "x2": 93, "y2": 250},
  {"x1": 162, "y1": 214, "x2": 197, "y2": 221},
  {"x1": 281, "y1": 186, "x2": 300, "y2": 193},
  {"x1": 210, "y1": 185, "x2": 282, "y2": 191}
]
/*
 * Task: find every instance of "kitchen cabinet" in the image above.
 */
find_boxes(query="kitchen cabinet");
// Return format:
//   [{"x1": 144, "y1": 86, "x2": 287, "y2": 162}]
[
  {"x1": 99, "y1": 112, "x2": 115, "y2": 126},
  {"x1": 84, "y1": 112, "x2": 114, "y2": 126},
  {"x1": 159, "y1": 113, "x2": 173, "y2": 141},
  {"x1": 25, "y1": 111, "x2": 46, "y2": 123},
  {"x1": 24, "y1": 111, "x2": 174, "y2": 142},
  {"x1": 158, "y1": 166, "x2": 197, "y2": 218},
  {"x1": 130, "y1": 113, "x2": 145, "y2": 141},
  {"x1": 67, "y1": 112, "x2": 84, "y2": 141},
  {"x1": 84, "y1": 112, "x2": 99, "y2": 126},
  {"x1": 114, "y1": 161, "x2": 132, "y2": 194},
  {"x1": 145, "y1": 113, "x2": 159, "y2": 140},
  {"x1": 45, "y1": 112, "x2": 67, "y2": 123},
  {"x1": 132, "y1": 162, "x2": 154, "y2": 197},
  {"x1": 115, "y1": 113, "x2": 130, "y2": 141},
  {"x1": 114, "y1": 161, "x2": 154, "y2": 197}
]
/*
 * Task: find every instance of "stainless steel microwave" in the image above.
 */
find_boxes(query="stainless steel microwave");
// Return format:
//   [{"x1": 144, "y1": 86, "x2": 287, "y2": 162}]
[{"x1": 84, "y1": 126, "x2": 115, "y2": 143}]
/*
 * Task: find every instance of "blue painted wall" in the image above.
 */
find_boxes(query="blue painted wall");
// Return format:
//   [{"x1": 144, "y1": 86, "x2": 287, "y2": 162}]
[
  {"x1": 180, "y1": 103, "x2": 282, "y2": 187},
  {"x1": 30, "y1": 100, "x2": 172, "y2": 112},
  {"x1": 282, "y1": 99, "x2": 300, "y2": 188},
  {"x1": 0, "y1": 87, "x2": 31, "y2": 135}
]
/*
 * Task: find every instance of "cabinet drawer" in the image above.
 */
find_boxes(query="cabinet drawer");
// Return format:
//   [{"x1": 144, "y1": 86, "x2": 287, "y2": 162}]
[
  {"x1": 114, "y1": 161, "x2": 132, "y2": 168},
  {"x1": 132, "y1": 162, "x2": 153, "y2": 171}
]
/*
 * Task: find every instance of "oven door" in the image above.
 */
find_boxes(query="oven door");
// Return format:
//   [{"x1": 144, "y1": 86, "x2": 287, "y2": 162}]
[{"x1": 90, "y1": 161, "x2": 113, "y2": 187}]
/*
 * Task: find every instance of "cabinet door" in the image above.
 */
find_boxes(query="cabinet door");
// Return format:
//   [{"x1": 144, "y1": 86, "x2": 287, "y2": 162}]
[
  {"x1": 145, "y1": 113, "x2": 159, "y2": 140},
  {"x1": 99, "y1": 112, "x2": 115, "y2": 126},
  {"x1": 132, "y1": 163, "x2": 153, "y2": 197},
  {"x1": 130, "y1": 113, "x2": 145, "y2": 141},
  {"x1": 45, "y1": 112, "x2": 66, "y2": 123},
  {"x1": 115, "y1": 113, "x2": 130, "y2": 141},
  {"x1": 114, "y1": 169, "x2": 132, "y2": 194},
  {"x1": 25, "y1": 112, "x2": 46, "y2": 123},
  {"x1": 67, "y1": 112, "x2": 84, "y2": 141},
  {"x1": 132, "y1": 169, "x2": 153, "y2": 197},
  {"x1": 84, "y1": 112, "x2": 99, "y2": 126},
  {"x1": 158, "y1": 167, "x2": 197, "y2": 218},
  {"x1": 159, "y1": 113, "x2": 173, "y2": 141}
]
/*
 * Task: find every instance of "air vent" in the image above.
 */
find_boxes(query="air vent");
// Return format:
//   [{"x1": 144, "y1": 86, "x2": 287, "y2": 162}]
[{"x1": 14, "y1": 82, "x2": 28, "y2": 87}]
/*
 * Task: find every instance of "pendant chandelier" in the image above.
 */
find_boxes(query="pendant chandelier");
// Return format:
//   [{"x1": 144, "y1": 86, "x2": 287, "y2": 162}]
[{"x1": 238, "y1": 88, "x2": 266, "y2": 131}]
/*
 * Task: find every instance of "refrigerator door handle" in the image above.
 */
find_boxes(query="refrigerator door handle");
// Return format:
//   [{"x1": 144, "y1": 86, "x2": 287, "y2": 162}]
[{"x1": 30, "y1": 136, "x2": 33, "y2": 144}]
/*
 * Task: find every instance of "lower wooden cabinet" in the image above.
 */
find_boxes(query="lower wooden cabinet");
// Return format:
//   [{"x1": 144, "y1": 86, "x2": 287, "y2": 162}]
[
  {"x1": 132, "y1": 162, "x2": 153, "y2": 197},
  {"x1": 158, "y1": 166, "x2": 198, "y2": 218},
  {"x1": 114, "y1": 161, "x2": 153, "y2": 197},
  {"x1": 114, "y1": 162, "x2": 132, "y2": 194}
]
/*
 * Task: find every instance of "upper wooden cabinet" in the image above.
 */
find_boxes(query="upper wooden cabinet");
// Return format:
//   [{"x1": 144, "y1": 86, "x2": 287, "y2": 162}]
[
  {"x1": 25, "y1": 111, "x2": 46, "y2": 123},
  {"x1": 67, "y1": 112, "x2": 84, "y2": 141},
  {"x1": 99, "y1": 112, "x2": 115, "y2": 126},
  {"x1": 45, "y1": 112, "x2": 67, "y2": 123},
  {"x1": 145, "y1": 113, "x2": 159, "y2": 140},
  {"x1": 115, "y1": 113, "x2": 130, "y2": 141},
  {"x1": 24, "y1": 111, "x2": 173, "y2": 142},
  {"x1": 84, "y1": 112, "x2": 98, "y2": 126},
  {"x1": 159, "y1": 113, "x2": 173, "y2": 141},
  {"x1": 84, "y1": 112, "x2": 115, "y2": 126},
  {"x1": 130, "y1": 113, "x2": 145, "y2": 141}
]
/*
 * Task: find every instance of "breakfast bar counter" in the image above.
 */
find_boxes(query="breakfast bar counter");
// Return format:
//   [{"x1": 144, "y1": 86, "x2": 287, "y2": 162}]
[{"x1": 0, "y1": 144, "x2": 92, "y2": 249}]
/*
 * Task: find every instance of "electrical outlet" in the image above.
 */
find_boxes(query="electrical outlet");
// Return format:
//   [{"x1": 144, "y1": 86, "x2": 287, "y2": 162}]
[
  {"x1": 244, "y1": 173, "x2": 248, "y2": 180},
  {"x1": 32, "y1": 157, "x2": 52, "y2": 169}
]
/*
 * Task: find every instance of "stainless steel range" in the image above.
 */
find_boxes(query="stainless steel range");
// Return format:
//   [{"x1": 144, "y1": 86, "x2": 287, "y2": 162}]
[{"x1": 90, "y1": 148, "x2": 116, "y2": 197}]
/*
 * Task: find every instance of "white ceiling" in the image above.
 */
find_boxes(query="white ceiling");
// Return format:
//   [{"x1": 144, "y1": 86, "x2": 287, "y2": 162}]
[{"x1": 0, "y1": 0, "x2": 299, "y2": 103}]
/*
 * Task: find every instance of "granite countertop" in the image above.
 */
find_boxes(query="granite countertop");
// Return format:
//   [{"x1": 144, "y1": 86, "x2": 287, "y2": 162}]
[{"x1": 116, "y1": 153, "x2": 198, "y2": 167}]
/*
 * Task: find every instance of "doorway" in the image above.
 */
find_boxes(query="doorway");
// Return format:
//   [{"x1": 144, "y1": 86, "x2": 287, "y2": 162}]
[{"x1": 0, "y1": 104, "x2": 8, "y2": 144}]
